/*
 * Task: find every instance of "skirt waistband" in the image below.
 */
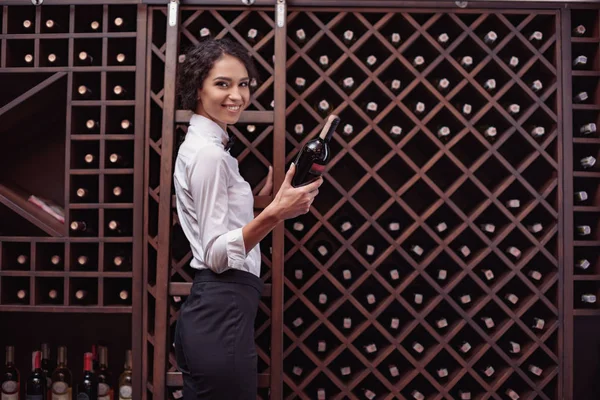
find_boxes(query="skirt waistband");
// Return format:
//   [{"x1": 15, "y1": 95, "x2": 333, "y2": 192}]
[{"x1": 194, "y1": 268, "x2": 264, "y2": 295}]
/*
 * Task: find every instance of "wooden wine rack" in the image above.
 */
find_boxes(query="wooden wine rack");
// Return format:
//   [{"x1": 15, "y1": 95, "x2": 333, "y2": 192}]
[
  {"x1": 0, "y1": 2, "x2": 144, "y2": 397},
  {"x1": 564, "y1": 6, "x2": 600, "y2": 400},
  {"x1": 2, "y1": 1, "x2": 600, "y2": 400}
]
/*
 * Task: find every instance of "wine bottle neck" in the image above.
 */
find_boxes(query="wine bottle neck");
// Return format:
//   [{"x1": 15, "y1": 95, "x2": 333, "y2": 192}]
[{"x1": 318, "y1": 115, "x2": 340, "y2": 142}]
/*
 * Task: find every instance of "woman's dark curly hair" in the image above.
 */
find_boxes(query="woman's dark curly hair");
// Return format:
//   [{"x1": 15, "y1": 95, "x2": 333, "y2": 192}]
[{"x1": 178, "y1": 37, "x2": 260, "y2": 111}]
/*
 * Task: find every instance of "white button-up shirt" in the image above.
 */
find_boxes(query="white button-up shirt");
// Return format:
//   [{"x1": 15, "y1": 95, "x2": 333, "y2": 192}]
[{"x1": 173, "y1": 114, "x2": 261, "y2": 277}]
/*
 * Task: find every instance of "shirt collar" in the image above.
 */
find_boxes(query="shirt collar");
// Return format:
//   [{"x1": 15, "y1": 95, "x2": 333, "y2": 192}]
[{"x1": 188, "y1": 114, "x2": 230, "y2": 147}]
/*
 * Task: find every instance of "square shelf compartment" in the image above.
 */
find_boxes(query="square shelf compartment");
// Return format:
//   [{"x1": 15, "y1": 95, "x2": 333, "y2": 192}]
[
  {"x1": 35, "y1": 277, "x2": 64, "y2": 306},
  {"x1": 74, "y1": 5, "x2": 104, "y2": 33},
  {"x1": 73, "y1": 73, "x2": 101, "y2": 101},
  {"x1": 36, "y1": 242, "x2": 65, "y2": 271},
  {"x1": 71, "y1": 106, "x2": 102, "y2": 135},
  {"x1": 1, "y1": 277, "x2": 30, "y2": 305},
  {"x1": 69, "y1": 277, "x2": 99, "y2": 306},
  {"x1": 571, "y1": 10, "x2": 600, "y2": 39},
  {"x1": 107, "y1": 38, "x2": 136, "y2": 66},
  {"x1": 70, "y1": 242, "x2": 99, "y2": 272},
  {"x1": 6, "y1": 7, "x2": 36, "y2": 34},
  {"x1": 104, "y1": 174, "x2": 134, "y2": 203},
  {"x1": 105, "y1": 140, "x2": 134, "y2": 169},
  {"x1": 74, "y1": 39, "x2": 103, "y2": 67},
  {"x1": 6, "y1": 40, "x2": 35, "y2": 68},
  {"x1": 40, "y1": 6, "x2": 70, "y2": 34},
  {"x1": 107, "y1": 72, "x2": 135, "y2": 101},
  {"x1": 108, "y1": 5, "x2": 138, "y2": 33},
  {"x1": 71, "y1": 140, "x2": 100, "y2": 169},
  {"x1": 104, "y1": 243, "x2": 132, "y2": 272},
  {"x1": 574, "y1": 281, "x2": 600, "y2": 309},
  {"x1": 106, "y1": 106, "x2": 135, "y2": 135},
  {"x1": 103, "y1": 278, "x2": 132, "y2": 306},
  {"x1": 1, "y1": 242, "x2": 32, "y2": 271},
  {"x1": 68, "y1": 209, "x2": 99, "y2": 238},
  {"x1": 71, "y1": 175, "x2": 99, "y2": 204},
  {"x1": 40, "y1": 39, "x2": 68, "y2": 67},
  {"x1": 104, "y1": 209, "x2": 133, "y2": 237},
  {"x1": 574, "y1": 212, "x2": 600, "y2": 241}
]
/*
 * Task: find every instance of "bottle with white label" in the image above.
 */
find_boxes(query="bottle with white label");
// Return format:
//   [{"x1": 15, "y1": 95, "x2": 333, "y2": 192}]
[
  {"x1": 97, "y1": 347, "x2": 112, "y2": 400},
  {"x1": 51, "y1": 346, "x2": 72, "y2": 400},
  {"x1": 117, "y1": 350, "x2": 132, "y2": 400}
]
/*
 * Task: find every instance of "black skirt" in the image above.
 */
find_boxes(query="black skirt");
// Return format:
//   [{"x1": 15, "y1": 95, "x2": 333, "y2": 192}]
[{"x1": 174, "y1": 268, "x2": 264, "y2": 400}]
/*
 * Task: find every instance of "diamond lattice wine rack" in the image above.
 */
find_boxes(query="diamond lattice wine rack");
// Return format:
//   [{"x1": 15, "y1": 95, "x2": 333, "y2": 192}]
[
  {"x1": 146, "y1": 4, "x2": 571, "y2": 399},
  {"x1": 280, "y1": 8, "x2": 560, "y2": 400}
]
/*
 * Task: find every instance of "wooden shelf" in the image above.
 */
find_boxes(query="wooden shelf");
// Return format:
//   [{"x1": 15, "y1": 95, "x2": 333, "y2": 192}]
[
  {"x1": 574, "y1": 309, "x2": 600, "y2": 316},
  {"x1": 0, "y1": 305, "x2": 131, "y2": 313}
]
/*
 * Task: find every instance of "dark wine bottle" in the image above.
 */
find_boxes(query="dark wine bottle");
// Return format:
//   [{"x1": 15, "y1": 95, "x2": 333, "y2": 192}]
[
  {"x1": 77, "y1": 353, "x2": 97, "y2": 400},
  {"x1": 97, "y1": 347, "x2": 112, "y2": 400},
  {"x1": 1, "y1": 346, "x2": 20, "y2": 400},
  {"x1": 40, "y1": 343, "x2": 53, "y2": 393},
  {"x1": 292, "y1": 114, "x2": 340, "y2": 187},
  {"x1": 26, "y1": 351, "x2": 47, "y2": 400}
]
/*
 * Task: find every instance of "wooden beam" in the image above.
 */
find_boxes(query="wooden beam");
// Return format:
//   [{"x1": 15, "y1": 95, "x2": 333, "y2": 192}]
[
  {"x1": 0, "y1": 183, "x2": 65, "y2": 237},
  {"x1": 152, "y1": 1, "x2": 180, "y2": 399}
]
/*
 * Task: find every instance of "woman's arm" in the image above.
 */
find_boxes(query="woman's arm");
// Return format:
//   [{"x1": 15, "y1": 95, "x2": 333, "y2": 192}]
[
  {"x1": 188, "y1": 147, "x2": 322, "y2": 273},
  {"x1": 242, "y1": 163, "x2": 322, "y2": 253}
]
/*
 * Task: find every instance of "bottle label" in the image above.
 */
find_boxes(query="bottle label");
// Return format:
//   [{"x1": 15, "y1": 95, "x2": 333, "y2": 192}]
[
  {"x1": 76, "y1": 394, "x2": 90, "y2": 400},
  {"x1": 309, "y1": 162, "x2": 325, "y2": 175},
  {"x1": 26, "y1": 396, "x2": 44, "y2": 400},
  {"x1": 1, "y1": 386, "x2": 19, "y2": 400},
  {"x1": 119, "y1": 385, "x2": 132, "y2": 399},
  {"x1": 98, "y1": 383, "x2": 110, "y2": 397},
  {"x1": 1, "y1": 381, "x2": 18, "y2": 395},
  {"x1": 52, "y1": 382, "x2": 71, "y2": 400}
]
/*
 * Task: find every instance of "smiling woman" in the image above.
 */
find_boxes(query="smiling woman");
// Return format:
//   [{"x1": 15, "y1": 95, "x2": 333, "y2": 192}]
[{"x1": 172, "y1": 38, "x2": 323, "y2": 400}]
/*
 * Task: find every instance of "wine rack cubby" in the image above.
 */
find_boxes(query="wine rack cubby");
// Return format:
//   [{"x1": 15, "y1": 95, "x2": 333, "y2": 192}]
[{"x1": 0, "y1": 2, "x2": 144, "y2": 399}]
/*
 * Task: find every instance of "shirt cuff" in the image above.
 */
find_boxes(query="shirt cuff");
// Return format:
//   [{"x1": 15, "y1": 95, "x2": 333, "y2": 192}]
[{"x1": 225, "y1": 228, "x2": 247, "y2": 268}]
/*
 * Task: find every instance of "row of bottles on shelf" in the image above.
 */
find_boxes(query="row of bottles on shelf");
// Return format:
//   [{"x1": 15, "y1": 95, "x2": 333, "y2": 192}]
[
  {"x1": 77, "y1": 119, "x2": 132, "y2": 134},
  {"x1": 194, "y1": 24, "x2": 550, "y2": 48},
  {"x1": 11, "y1": 49, "x2": 133, "y2": 68},
  {"x1": 0, "y1": 242, "x2": 131, "y2": 272},
  {"x1": 290, "y1": 212, "x2": 590, "y2": 243},
  {"x1": 69, "y1": 216, "x2": 132, "y2": 237},
  {"x1": 71, "y1": 149, "x2": 132, "y2": 169},
  {"x1": 1, "y1": 252, "x2": 130, "y2": 271},
  {"x1": 2, "y1": 281, "x2": 131, "y2": 306},
  {"x1": 75, "y1": 84, "x2": 132, "y2": 100},
  {"x1": 289, "y1": 112, "x2": 594, "y2": 139},
  {"x1": 289, "y1": 69, "x2": 547, "y2": 95},
  {"x1": 1, "y1": 344, "x2": 132, "y2": 400},
  {"x1": 331, "y1": 387, "x2": 525, "y2": 400},
  {"x1": 289, "y1": 266, "x2": 551, "y2": 309},
  {"x1": 8, "y1": 16, "x2": 132, "y2": 34}
]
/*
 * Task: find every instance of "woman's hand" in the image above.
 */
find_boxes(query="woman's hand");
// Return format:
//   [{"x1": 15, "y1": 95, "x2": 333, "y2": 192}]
[
  {"x1": 266, "y1": 163, "x2": 323, "y2": 221},
  {"x1": 258, "y1": 165, "x2": 273, "y2": 196}
]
